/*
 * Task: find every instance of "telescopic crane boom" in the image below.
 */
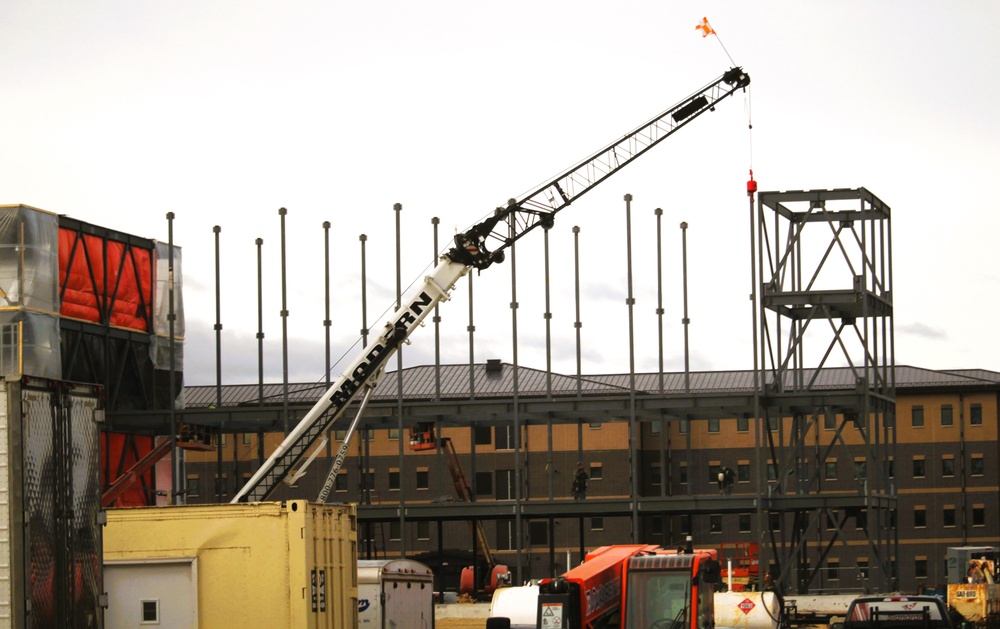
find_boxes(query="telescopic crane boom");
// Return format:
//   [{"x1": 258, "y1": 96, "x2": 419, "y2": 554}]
[{"x1": 232, "y1": 66, "x2": 749, "y2": 504}]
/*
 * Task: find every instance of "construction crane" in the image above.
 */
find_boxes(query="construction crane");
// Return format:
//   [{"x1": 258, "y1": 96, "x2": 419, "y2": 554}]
[{"x1": 232, "y1": 66, "x2": 750, "y2": 505}]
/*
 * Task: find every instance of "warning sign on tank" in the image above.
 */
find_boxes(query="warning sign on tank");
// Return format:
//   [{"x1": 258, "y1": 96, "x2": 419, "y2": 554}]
[
  {"x1": 739, "y1": 598, "x2": 756, "y2": 614},
  {"x1": 541, "y1": 602, "x2": 564, "y2": 629}
]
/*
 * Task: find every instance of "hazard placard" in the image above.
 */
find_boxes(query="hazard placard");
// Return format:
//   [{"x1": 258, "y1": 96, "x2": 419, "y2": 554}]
[
  {"x1": 540, "y1": 602, "x2": 564, "y2": 629},
  {"x1": 738, "y1": 598, "x2": 756, "y2": 614}
]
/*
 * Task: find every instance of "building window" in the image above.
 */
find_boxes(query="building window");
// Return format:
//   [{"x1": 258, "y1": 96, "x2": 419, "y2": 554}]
[
  {"x1": 886, "y1": 458, "x2": 894, "y2": 479},
  {"x1": 680, "y1": 515, "x2": 691, "y2": 535},
  {"x1": 855, "y1": 510, "x2": 867, "y2": 530},
  {"x1": 970, "y1": 404, "x2": 983, "y2": 426},
  {"x1": 220, "y1": 433, "x2": 227, "y2": 446},
  {"x1": 825, "y1": 512, "x2": 837, "y2": 531},
  {"x1": 708, "y1": 418, "x2": 720, "y2": 433},
  {"x1": 738, "y1": 514, "x2": 751, "y2": 533},
  {"x1": 389, "y1": 470, "x2": 400, "y2": 491},
  {"x1": 495, "y1": 426, "x2": 515, "y2": 450},
  {"x1": 141, "y1": 599, "x2": 160, "y2": 624},
  {"x1": 943, "y1": 507, "x2": 956, "y2": 527},
  {"x1": 854, "y1": 459, "x2": 867, "y2": 480},
  {"x1": 971, "y1": 455, "x2": 984, "y2": 476},
  {"x1": 495, "y1": 521, "x2": 515, "y2": 551},
  {"x1": 915, "y1": 557, "x2": 928, "y2": 579},
  {"x1": 335, "y1": 429, "x2": 347, "y2": 440},
  {"x1": 767, "y1": 416, "x2": 778, "y2": 432},
  {"x1": 827, "y1": 560, "x2": 840, "y2": 582},
  {"x1": 913, "y1": 458, "x2": 926, "y2": 478},
  {"x1": 710, "y1": 515, "x2": 722, "y2": 533},
  {"x1": 475, "y1": 472, "x2": 493, "y2": 496},
  {"x1": 825, "y1": 461, "x2": 838, "y2": 481},
  {"x1": 973, "y1": 505, "x2": 985, "y2": 527},
  {"x1": 416, "y1": 469, "x2": 429, "y2": 490},
  {"x1": 768, "y1": 512, "x2": 780, "y2": 531},
  {"x1": 650, "y1": 518, "x2": 663, "y2": 536},
  {"x1": 737, "y1": 416, "x2": 749, "y2": 432},
  {"x1": 214, "y1": 473, "x2": 228, "y2": 497},
  {"x1": 650, "y1": 420, "x2": 662, "y2": 435},
  {"x1": 334, "y1": 472, "x2": 349, "y2": 492},
  {"x1": 187, "y1": 474, "x2": 200, "y2": 497},
  {"x1": 529, "y1": 521, "x2": 548, "y2": 546},
  {"x1": 858, "y1": 560, "x2": 869, "y2": 581},
  {"x1": 679, "y1": 419, "x2": 688, "y2": 434},
  {"x1": 942, "y1": 457, "x2": 955, "y2": 478},
  {"x1": 824, "y1": 412, "x2": 836, "y2": 430},
  {"x1": 591, "y1": 517, "x2": 604, "y2": 531},
  {"x1": 589, "y1": 421, "x2": 602, "y2": 430},
  {"x1": 474, "y1": 426, "x2": 492, "y2": 445},
  {"x1": 388, "y1": 428, "x2": 399, "y2": 440},
  {"x1": 914, "y1": 507, "x2": 927, "y2": 528},
  {"x1": 496, "y1": 469, "x2": 515, "y2": 500},
  {"x1": 679, "y1": 464, "x2": 688, "y2": 485},
  {"x1": 738, "y1": 462, "x2": 750, "y2": 483},
  {"x1": 417, "y1": 521, "x2": 430, "y2": 540},
  {"x1": 651, "y1": 464, "x2": 662, "y2": 487},
  {"x1": 767, "y1": 462, "x2": 777, "y2": 481},
  {"x1": 911, "y1": 405, "x2": 924, "y2": 428},
  {"x1": 389, "y1": 521, "x2": 401, "y2": 541},
  {"x1": 242, "y1": 432, "x2": 252, "y2": 446},
  {"x1": 941, "y1": 404, "x2": 954, "y2": 427},
  {"x1": 589, "y1": 464, "x2": 602, "y2": 481}
]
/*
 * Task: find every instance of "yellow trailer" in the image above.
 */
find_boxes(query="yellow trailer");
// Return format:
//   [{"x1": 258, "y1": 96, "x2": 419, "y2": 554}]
[{"x1": 104, "y1": 500, "x2": 357, "y2": 629}]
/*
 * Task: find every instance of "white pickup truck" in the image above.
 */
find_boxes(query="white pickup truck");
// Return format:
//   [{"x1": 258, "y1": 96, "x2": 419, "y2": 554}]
[{"x1": 839, "y1": 595, "x2": 956, "y2": 629}]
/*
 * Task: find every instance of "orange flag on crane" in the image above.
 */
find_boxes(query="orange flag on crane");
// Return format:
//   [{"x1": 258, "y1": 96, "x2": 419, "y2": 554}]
[{"x1": 696, "y1": 17, "x2": 716, "y2": 38}]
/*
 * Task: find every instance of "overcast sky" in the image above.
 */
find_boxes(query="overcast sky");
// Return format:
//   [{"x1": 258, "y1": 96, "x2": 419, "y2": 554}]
[{"x1": 4, "y1": 2, "x2": 999, "y2": 386}]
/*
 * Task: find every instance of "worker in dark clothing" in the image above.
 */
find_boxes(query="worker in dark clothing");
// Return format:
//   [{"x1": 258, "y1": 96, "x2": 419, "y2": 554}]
[
  {"x1": 572, "y1": 462, "x2": 589, "y2": 500},
  {"x1": 717, "y1": 467, "x2": 735, "y2": 495}
]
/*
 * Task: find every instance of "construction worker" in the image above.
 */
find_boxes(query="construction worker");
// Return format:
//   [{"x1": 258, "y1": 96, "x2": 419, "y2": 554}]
[
  {"x1": 717, "y1": 467, "x2": 736, "y2": 495},
  {"x1": 572, "y1": 462, "x2": 589, "y2": 500}
]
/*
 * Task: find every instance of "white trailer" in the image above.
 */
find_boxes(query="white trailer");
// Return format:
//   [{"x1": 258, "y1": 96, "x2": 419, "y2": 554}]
[{"x1": 358, "y1": 559, "x2": 434, "y2": 629}]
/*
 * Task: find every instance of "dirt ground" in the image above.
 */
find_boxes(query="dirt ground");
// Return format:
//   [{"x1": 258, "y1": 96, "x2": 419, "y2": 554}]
[{"x1": 437, "y1": 618, "x2": 487, "y2": 629}]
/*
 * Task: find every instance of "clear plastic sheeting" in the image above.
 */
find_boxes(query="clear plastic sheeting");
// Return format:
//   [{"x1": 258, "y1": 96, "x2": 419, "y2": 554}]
[
  {"x1": 0, "y1": 205, "x2": 59, "y2": 313},
  {"x1": 0, "y1": 311, "x2": 62, "y2": 379},
  {"x1": 151, "y1": 240, "x2": 184, "y2": 372}
]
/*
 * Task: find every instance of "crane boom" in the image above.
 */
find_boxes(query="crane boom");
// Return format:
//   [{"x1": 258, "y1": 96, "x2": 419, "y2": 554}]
[{"x1": 232, "y1": 66, "x2": 749, "y2": 503}]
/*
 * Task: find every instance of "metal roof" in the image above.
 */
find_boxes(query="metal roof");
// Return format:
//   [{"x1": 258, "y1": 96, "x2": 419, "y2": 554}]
[{"x1": 181, "y1": 363, "x2": 998, "y2": 410}]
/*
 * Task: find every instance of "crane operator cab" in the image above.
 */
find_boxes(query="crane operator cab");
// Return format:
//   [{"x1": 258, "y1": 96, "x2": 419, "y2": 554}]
[{"x1": 623, "y1": 551, "x2": 719, "y2": 629}]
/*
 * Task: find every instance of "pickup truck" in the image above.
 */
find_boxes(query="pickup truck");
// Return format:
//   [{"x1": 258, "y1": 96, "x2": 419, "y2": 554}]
[{"x1": 840, "y1": 595, "x2": 955, "y2": 629}]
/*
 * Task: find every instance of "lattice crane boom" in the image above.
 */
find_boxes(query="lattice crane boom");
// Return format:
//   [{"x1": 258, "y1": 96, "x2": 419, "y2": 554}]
[{"x1": 232, "y1": 66, "x2": 749, "y2": 504}]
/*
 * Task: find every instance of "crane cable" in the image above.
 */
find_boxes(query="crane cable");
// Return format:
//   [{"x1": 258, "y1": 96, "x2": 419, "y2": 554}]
[
  {"x1": 698, "y1": 17, "x2": 756, "y2": 196},
  {"x1": 746, "y1": 84, "x2": 757, "y2": 200}
]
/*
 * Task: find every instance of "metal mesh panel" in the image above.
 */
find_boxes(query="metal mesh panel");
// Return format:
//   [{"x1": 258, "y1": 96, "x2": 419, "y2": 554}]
[{"x1": 23, "y1": 388, "x2": 58, "y2": 626}]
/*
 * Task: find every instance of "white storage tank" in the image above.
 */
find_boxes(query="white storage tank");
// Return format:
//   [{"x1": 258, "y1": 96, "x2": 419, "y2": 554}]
[{"x1": 358, "y1": 559, "x2": 434, "y2": 629}]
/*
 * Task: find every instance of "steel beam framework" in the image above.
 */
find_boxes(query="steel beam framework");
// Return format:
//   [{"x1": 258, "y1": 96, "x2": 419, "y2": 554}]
[{"x1": 754, "y1": 188, "x2": 897, "y2": 594}]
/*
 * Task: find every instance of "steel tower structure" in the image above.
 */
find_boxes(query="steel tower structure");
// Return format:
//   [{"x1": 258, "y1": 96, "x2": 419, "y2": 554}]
[{"x1": 753, "y1": 188, "x2": 896, "y2": 593}]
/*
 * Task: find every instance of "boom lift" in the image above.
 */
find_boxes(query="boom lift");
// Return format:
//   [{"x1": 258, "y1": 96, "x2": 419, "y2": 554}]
[
  {"x1": 410, "y1": 423, "x2": 510, "y2": 598},
  {"x1": 231, "y1": 66, "x2": 750, "y2": 506}
]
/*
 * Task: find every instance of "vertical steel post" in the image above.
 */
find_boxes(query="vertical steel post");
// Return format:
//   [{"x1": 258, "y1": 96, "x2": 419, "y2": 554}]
[
  {"x1": 624, "y1": 194, "x2": 639, "y2": 542},
  {"x1": 279, "y1": 207, "x2": 290, "y2": 436},
  {"x1": 323, "y1": 221, "x2": 333, "y2": 458},
  {"x1": 394, "y1": 203, "x2": 406, "y2": 557},
  {"x1": 256, "y1": 237, "x2": 265, "y2": 468},
  {"x1": 543, "y1": 225, "x2": 554, "y2": 502},
  {"x1": 214, "y1": 225, "x2": 224, "y2": 500},
  {"x1": 508, "y1": 198, "x2": 524, "y2": 584},
  {"x1": 655, "y1": 208, "x2": 669, "y2": 500},
  {"x1": 681, "y1": 221, "x2": 691, "y2": 393},
  {"x1": 166, "y1": 212, "x2": 179, "y2": 504}
]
